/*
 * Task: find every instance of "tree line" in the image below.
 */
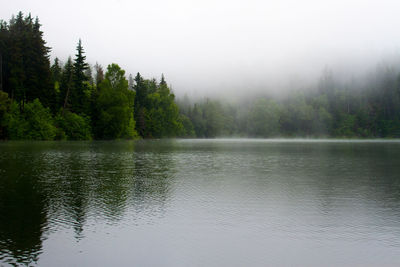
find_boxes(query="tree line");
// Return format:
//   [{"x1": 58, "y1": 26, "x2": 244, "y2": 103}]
[
  {"x1": 0, "y1": 12, "x2": 189, "y2": 140},
  {"x1": 1, "y1": 12, "x2": 400, "y2": 140},
  {"x1": 179, "y1": 66, "x2": 400, "y2": 138}
]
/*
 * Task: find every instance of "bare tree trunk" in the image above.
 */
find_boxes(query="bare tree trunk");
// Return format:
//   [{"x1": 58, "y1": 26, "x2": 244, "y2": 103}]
[{"x1": 63, "y1": 73, "x2": 73, "y2": 116}]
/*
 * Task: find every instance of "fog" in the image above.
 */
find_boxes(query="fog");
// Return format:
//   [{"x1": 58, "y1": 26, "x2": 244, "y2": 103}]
[{"x1": 2, "y1": 0, "x2": 400, "y2": 97}]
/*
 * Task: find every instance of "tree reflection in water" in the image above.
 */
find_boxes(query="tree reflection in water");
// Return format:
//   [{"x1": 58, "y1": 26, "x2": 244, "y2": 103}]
[{"x1": 0, "y1": 141, "x2": 176, "y2": 265}]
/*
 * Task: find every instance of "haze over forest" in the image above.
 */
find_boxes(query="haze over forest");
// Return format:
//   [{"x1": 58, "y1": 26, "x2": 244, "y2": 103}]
[
  {"x1": 2, "y1": 0, "x2": 400, "y2": 98},
  {"x1": 1, "y1": 1, "x2": 400, "y2": 139}
]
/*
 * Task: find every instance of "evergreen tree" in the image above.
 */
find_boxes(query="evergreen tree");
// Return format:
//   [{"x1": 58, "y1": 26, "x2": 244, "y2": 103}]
[
  {"x1": 28, "y1": 17, "x2": 53, "y2": 109},
  {"x1": 133, "y1": 72, "x2": 147, "y2": 136},
  {"x1": 84, "y1": 64, "x2": 94, "y2": 85},
  {"x1": 71, "y1": 39, "x2": 89, "y2": 114},
  {"x1": 50, "y1": 58, "x2": 62, "y2": 108},
  {"x1": 59, "y1": 57, "x2": 74, "y2": 110},
  {"x1": 50, "y1": 58, "x2": 62, "y2": 86},
  {"x1": 160, "y1": 73, "x2": 167, "y2": 86},
  {"x1": 1, "y1": 13, "x2": 52, "y2": 109},
  {"x1": 7, "y1": 12, "x2": 26, "y2": 103},
  {"x1": 144, "y1": 76, "x2": 183, "y2": 137}
]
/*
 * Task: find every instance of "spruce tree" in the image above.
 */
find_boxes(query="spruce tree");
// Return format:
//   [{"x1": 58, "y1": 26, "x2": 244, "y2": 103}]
[
  {"x1": 2, "y1": 13, "x2": 52, "y2": 109},
  {"x1": 7, "y1": 12, "x2": 26, "y2": 104},
  {"x1": 71, "y1": 39, "x2": 89, "y2": 114},
  {"x1": 133, "y1": 72, "x2": 147, "y2": 136},
  {"x1": 160, "y1": 73, "x2": 167, "y2": 86},
  {"x1": 50, "y1": 58, "x2": 62, "y2": 110},
  {"x1": 50, "y1": 58, "x2": 62, "y2": 87},
  {"x1": 29, "y1": 17, "x2": 53, "y2": 109}
]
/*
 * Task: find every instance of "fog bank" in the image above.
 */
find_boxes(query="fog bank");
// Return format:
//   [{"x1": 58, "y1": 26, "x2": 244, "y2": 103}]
[{"x1": 2, "y1": 0, "x2": 400, "y2": 97}]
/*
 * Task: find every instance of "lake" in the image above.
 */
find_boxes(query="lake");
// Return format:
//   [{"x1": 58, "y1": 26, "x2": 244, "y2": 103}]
[{"x1": 0, "y1": 139, "x2": 400, "y2": 266}]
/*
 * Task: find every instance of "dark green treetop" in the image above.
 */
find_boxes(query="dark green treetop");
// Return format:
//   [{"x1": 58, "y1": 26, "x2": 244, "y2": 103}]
[{"x1": 71, "y1": 39, "x2": 89, "y2": 114}]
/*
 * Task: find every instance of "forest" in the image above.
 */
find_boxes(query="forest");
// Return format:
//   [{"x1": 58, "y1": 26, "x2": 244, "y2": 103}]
[{"x1": 0, "y1": 12, "x2": 400, "y2": 140}]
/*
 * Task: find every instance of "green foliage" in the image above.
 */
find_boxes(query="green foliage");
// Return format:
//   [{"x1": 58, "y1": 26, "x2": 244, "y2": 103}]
[
  {"x1": 55, "y1": 111, "x2": 92, "y2": 140},
  {"x1": 247, "y1": 99, "x2": 280, "y2": 137},
  {"x1": 179, "y1": 114, "x2": 195, "y2": 137},
  {"x1": 280, "y1": 93, "x2": 314, "y2": 136},
  {"x1": 133, "y1": 72, "x2": 147, "y2": 136},
  {"x1": 182, "y1": 100, "x2": 236, "y2": 138},
  {"x1": 71, "y1": 39, "x2": 89, "y2": 115},
  {"x1": 202, "y1": 100, "x2": 225, "y2": 138},
  {"x1": 2, "y1": 12, "x2": 400, "y2": 140},
  {"x1": 4, "y1": 99, "x2": 56, "y2": 140},
  {"x1": 145, "y1": 86, "x2": 183, "y2": 137},
  {"x1": 312, "y1": 107, "x2": 332, "y2": 136},
  {"x1": 0, "y1": 12, "x2": 53, "y2": 108},
  {"x1": 334, "y1": 113, "x2": 357, "y2": 137},
  {"x1": 59, "y1": 57, "x2": 74, "y2": 109},
  {"x1": 95, "y1": 64, "x2": 138, "y2": 139},
  {"x1": 132, "y1": 74, "x2": 183, "y2": 138},
  {"x1": 188, "y1": 104, "x2": 206, "y2": 137}
]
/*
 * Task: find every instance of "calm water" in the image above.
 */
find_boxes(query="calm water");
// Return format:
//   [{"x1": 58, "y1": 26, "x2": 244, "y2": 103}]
[{"x1": 0, "y1": 139, "x2": 400, "y2": 266}]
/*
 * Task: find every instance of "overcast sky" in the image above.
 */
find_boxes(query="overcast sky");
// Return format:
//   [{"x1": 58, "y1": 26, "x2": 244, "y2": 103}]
[{"x1": 2, "y1": 0, "x2": 400, "y2": 96}]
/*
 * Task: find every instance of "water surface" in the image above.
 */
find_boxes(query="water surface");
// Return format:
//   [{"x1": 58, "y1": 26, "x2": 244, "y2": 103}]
[{"x1": 1, "y1": 139, "x2": 400, "y2": 266}]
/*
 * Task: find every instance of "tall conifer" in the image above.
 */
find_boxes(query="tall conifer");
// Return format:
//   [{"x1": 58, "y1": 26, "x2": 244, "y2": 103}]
[{"x1": 72, "y1": 39, "x2": 88, "y2": 114}]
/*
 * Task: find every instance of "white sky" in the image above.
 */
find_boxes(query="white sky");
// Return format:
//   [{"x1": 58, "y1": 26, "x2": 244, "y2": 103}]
[{"x1": 2, "y1": 0, "x2": 400, "y2": 96}]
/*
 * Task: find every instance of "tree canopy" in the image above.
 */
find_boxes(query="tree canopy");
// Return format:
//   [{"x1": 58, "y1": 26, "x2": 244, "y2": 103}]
[{"x1": 1, "y1": 12, "x2": 400, "y2": 140}]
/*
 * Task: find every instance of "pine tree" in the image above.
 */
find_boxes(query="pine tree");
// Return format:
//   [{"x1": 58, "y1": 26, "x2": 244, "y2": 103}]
[
  {"x1": 28, "y1": 17, "x2": 53, "y2": 109},
  {"x1": 71, "y1": 39, "x2": 89, "y2": 114},
  {"x1": 7, "y1": 12, "x2": 26, "y2": 104},
  {"x1": 50, "y1": 58, "x2": 62, "y2": 109},
  {"x1": 160, "y1": 73, "x2": 166, "y2": 86},
  {"x1": 133, "y1": 72, "x2": 147, "y2": 136},
  {"x1": 2, "y1": 13, "x2": 52, "y2": 109},
  {"x1": 50, "y1": 58, "x2": 62, "y2": 87}
]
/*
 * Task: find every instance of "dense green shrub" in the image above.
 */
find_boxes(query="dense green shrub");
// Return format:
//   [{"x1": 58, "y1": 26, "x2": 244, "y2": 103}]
[
  {"x1": 95, "y1": 64, "x2": 138, "y2": 139},
  {"x1": 5, "y1": 99, "x2": 56, "y2": 140},
  {"x1": 179, "y1": 114, "x2": 195, "y2": 137},
  {"x1": 55, "y1": 111, "x2": 92, "y2": 140}
]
